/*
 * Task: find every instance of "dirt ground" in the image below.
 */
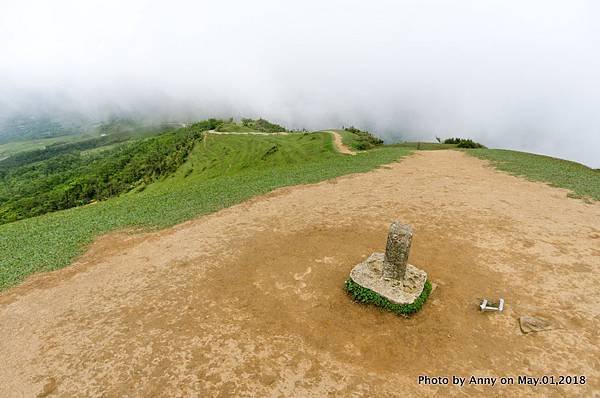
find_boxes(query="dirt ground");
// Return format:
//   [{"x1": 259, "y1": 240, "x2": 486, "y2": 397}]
[{"x1": 0, "y1": 150, "x2": 598, "y2": 397}]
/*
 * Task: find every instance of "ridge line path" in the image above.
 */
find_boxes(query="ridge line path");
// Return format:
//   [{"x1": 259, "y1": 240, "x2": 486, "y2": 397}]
[
  {"x1": 0, "y1": 151, "x2": 598, "y2": 397},
  {"x1": 205, "y1": 130, "x2": 289, "y2": 136},
  {"x1": 327, "y1": 130, "x2": 356, "y2": 155},
  {"x1": 204, "y1": 130, "x2": 356, "y2": 155}
]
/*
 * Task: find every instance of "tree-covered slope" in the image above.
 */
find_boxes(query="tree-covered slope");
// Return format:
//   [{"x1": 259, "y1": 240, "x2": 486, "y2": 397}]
[{"x1": 0, "y1": 119, "x2": 221, "y2": 224}]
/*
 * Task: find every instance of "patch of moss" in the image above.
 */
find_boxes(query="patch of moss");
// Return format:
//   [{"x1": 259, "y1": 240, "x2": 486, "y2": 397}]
[{"x1": 345, "y1": 278, "x2": 432, "y2": 316}]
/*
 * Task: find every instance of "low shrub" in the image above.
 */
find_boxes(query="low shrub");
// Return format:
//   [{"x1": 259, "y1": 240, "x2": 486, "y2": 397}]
[
  {"x1": 456, "y1": 139, "x2": 485, "y2": 148},
  {"x1": 241, "y1": 118, "x2": 287, "y2": 133},
  {"x1": 443, "y1": 137, "x2": 486, "y2": 148},
  {"x1": 344, "y1": 126, "x2": 384, "y2": 150}
]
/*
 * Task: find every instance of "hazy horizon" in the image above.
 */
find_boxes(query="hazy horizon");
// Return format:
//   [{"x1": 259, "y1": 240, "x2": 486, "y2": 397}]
[{"x1": 1, "y1": 1, "x2": 599, "y2": 167}]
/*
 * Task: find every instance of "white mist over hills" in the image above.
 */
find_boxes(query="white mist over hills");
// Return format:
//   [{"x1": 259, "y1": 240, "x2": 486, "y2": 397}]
[{"x1": 1, "y1": 1, "x2": 599, "y2": 167}]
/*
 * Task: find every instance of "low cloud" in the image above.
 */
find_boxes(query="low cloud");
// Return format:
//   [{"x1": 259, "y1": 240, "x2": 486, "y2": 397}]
[{"x1": 1, "y1": 0, "x2": 598, "y2": 166}]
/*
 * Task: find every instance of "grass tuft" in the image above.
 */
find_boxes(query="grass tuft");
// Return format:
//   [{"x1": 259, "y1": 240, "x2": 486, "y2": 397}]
[{"x1": 345, "y1": 278, "x2": 432, "y2": 316}]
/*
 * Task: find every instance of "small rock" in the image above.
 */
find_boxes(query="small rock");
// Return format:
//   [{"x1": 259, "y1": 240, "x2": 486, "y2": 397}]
[{"x1": 519, "y1": 315, "x2": 556, "y2": 334}]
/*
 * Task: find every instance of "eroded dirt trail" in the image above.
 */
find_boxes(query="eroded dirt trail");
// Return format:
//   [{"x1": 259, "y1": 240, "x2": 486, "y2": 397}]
[
  {"x1": 329, "y1": 131, "x2": 355, "y2": 155},
  {"x1": 1, "y1": 151, "x2": 598, "y2": 397}
]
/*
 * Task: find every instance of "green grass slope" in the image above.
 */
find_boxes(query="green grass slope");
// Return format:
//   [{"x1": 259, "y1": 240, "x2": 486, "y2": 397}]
[
  {"x1": 215, "y1": 118, "x2": 287, "y2": 133},
  {"x1": 0, "y1": 118, "x2": 176, "y2": 160},
  {"x1": 214, "y1": 122, "x2": 256, "y2": 132},
  {"x1": 334, "y1": 130, "x2": 360, "y2": 148},
  {"x1": 467, "y1": 149, "x2": 600, "y2": 201},
  {"x1": 330, "y1": 128, "x2": 383, "y2": 150},
  {"x1": 0, "y1": 132, "x2": 411, "y2": 291},
  {"x1": 0, "y1": 123, "x2": 209, "y2": 224}
]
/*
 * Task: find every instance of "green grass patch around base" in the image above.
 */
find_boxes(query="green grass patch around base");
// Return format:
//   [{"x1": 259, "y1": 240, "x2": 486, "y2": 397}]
[
  {"x1": 345, "y1": 278, "x2": 432, "y2": 316},
  {"x1": 466, "y1": 149, "x2": 600, "y2": 201}
]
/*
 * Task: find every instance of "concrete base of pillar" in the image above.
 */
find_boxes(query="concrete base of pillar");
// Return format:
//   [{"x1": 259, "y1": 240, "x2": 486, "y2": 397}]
[{"x1": 349, "y1": 252, "x2": 427, "y2": 305}]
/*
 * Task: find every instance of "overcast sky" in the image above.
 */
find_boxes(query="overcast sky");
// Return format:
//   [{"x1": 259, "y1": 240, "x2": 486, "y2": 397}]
[{"x1": 1, "y1": 1, "x2": 599, "y2": 166}]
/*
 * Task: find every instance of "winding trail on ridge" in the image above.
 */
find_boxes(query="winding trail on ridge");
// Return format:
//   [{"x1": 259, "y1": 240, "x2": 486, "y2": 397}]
[
  {"x1": 204, "y1": 129, "x2": 355, "y2": 155},
  {"x1": 0, "y1": 150, "x2": 598, "y2": 397},
  {"x1": 328, "y1": 130, "x2": 356, "y2": 155}
]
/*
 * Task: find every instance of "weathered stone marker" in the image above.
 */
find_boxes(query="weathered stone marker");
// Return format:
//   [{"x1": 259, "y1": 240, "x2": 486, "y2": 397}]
[
  {"x1": 348, "y1": 221, "x2": 428, "y2": 306},
  {"x1": 383, "y1": 222, "x2": 413, "y2": 280}
]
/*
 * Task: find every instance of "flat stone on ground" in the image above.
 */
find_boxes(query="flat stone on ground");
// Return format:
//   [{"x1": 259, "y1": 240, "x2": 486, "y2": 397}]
[
  {"x1": 519, "y1": 316, "x2": 557, "y2": 334},
  {"x1": 349, "y1": 253, "x2": 427, "y2": 305}
]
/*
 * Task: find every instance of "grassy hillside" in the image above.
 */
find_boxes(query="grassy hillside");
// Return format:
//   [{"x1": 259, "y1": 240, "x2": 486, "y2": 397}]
[
  {"x1": 215, "y1": 118, "x2": 287, "y2": 133},
  {"x1": 0, "y1": 116, "x2": 79, "y2": 144},
  {"x1": 334, "y1": 127, "x2": 383, "y2": 150},
  {"x1": 0, "y1": 121, "x2": 216, "y2": 224},
  {"x1": 467, "y1": 149, "x2": 600, "y2": 201},
  {"x1": 0, "y1": 118, "x2": 290, "y2": 226},
  {"x1": 0, "y1": 118, "x2": 181, "y2": 160},
  {"x1": 0, "y1": 135, "x2": 91, "y2": 160},
  {"x1": 0, "y1": 131, "x2": 411, "y2": 291}
]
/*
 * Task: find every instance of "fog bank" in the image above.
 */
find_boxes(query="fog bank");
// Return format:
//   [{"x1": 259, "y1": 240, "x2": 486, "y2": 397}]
[{"x1": 1, "y1": 1, "x2": 599, "y2": 166}]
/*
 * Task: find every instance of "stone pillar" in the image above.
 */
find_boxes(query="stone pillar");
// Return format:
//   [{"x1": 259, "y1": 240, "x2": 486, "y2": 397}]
[{"x1": 383, "y1": 222, "x2": 413, "y2": 280}]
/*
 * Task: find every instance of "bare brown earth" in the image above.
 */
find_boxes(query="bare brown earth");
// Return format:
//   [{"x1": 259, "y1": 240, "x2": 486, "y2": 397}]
[{"x1": 0, "y1": 150, "x2": 599, "y2": 397}]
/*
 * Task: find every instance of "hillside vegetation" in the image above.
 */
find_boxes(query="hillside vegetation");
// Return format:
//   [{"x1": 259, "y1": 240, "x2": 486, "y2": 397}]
[
  {"x1": 0, "y1": 116, "x2": 78, "y2": 144},
  {"x1": 443, "y1": 137, "x2": 486, "y2": 148},
  {"x1": 0, "y1": 135, "x2": 91, "y2": 160},
  {"x1": 0, "y1": 120, "x2": 220, "y2": 224},
  {"x1": 0, "y1": 118, "x2": 185, "y2": 160},
  {"x1": 331, "y1": 127, "x2": 384, "y2": 151},
  {"x1": 215, "y1": 118, "x2": 287, "y2": 133},
  {"x1": 341, "y1": 126, "x2": 384, "y2": 150},
  {"x1": 0, "y1": 130, "x2": 412, "y2": 290}
]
